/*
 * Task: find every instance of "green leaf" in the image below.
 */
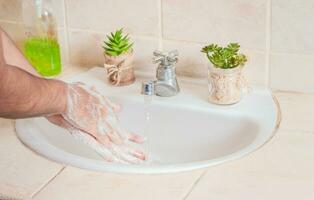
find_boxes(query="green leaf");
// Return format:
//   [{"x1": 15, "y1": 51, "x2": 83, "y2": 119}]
[
  {"x1": 103, "y1": 28, "x2": 133, "y2": 56},
  {"x1": 201, "y1": 42, "x2": 247, "y2": 69}
]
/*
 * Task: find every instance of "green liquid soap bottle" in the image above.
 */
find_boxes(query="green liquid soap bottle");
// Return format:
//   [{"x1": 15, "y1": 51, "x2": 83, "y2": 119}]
[{"x1": 22, "y1": 0, "x2": 62, "y2": 77}]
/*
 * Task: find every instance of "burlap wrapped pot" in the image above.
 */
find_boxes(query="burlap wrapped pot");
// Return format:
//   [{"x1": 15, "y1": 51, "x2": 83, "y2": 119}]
[{"x1": 104, "y1": 50, "x2": 135, "y2": 86}]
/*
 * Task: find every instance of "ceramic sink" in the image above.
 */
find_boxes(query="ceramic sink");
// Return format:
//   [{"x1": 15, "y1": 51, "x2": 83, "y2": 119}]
[{"x1": 15, "y1": 67, "x2": 280, "y2": 174}]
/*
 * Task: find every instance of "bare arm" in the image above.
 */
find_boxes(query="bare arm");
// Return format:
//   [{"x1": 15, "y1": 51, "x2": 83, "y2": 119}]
[
  {"x1": 0, "y1": 28, "x2": 146, "y2": 163},
  {"x1": 0, "y1": 28, "x2": 67, "y2": 119}
]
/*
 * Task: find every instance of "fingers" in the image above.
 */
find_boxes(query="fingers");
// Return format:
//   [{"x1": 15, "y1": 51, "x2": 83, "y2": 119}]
[
  {"x1": 110, "y1": 102, "x2": 121, "y2": 113},
  {"x1": 69, "y1": 125, "x2": 146, "y2": 164},
  {"x1": 102, "y1": 97, "x2": 121, "y2": 113},
  {"x1": 64, "y1": 82, "x2": 146, "y2": 164},
  {"x1": 70, "y1": 128, "x2": 116, "y2": 162},
  {"x1": 128, "y1": 133, "x2": 145, "y2": 144},
  {"x1": 106, "y1": 132, "x2": 146, "y2": 162},
  {"x1": 131, "y1": 149, "x2": 146, "y2": 160},
  {"x1": 95, "y1": 134, "x2": 112, "y2": 147},
  {"x1": 89, "y1": 85, "x2": 121, "y2": 113},
  {"x1": 107, "y1": 130, "x2": 124, "y2": 145},
  {"x1": 46, "y1": 115, "x2": 72, "y2": 129},
  {"x1": 109, "y1": 143, "x2": 146, "y2": 164},
  {"x1": 105, "y1": 120, "x2": 145, "y2": 145}
]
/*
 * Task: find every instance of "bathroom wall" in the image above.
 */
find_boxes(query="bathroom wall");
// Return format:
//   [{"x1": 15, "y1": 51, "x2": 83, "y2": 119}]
[{"x1": 0, "y1": 0, "x2": 314, "y2": 93}]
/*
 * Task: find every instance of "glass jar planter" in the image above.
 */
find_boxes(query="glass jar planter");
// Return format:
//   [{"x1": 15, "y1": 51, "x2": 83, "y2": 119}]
[{"x1": 208, "y1": 65, "x2": 246, "y2": 105}]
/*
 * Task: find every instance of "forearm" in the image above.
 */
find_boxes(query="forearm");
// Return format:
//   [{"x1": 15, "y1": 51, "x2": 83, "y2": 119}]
[{"x1": 0, "y1": 64, "x2": 67, "y2": 118}]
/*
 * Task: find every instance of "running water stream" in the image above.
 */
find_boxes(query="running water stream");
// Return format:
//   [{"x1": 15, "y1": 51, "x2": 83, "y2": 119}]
[{"x1": 143, "y1": 95, "x2": 153, "y2": 163}]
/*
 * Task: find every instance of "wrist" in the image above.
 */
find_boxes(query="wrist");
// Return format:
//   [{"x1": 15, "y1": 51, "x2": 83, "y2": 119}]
[
  {"x1": 47, "y1": 79, "x2": 68, "y2": 115},
  {"x1": 57, "y1": 80, "x2": 68, "y2": 114}
]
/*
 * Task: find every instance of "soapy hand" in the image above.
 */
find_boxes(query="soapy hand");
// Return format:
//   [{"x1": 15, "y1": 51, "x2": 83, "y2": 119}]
[{"x1": 47, "y1": 83, "x2": 146, "y2": 164}]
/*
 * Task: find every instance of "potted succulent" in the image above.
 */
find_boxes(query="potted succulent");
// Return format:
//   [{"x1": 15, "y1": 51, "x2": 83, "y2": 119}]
[
  {"x1": 103, "y1": 28, "x2": 135, "y2": 86},
  {"x1": 201, "y1": 43, "x2": 248, "y2": 105}
]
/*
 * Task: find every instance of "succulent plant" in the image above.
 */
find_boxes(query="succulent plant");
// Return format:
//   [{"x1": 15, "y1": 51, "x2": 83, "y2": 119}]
[
  {"x1": 201, "y1": 43, "x2": 247, "y2": 69},
  {"x1": 103, "y1": 28, "x2": 133, "y2": 56}
]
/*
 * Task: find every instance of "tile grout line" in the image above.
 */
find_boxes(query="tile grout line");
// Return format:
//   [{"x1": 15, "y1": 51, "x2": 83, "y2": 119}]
[
  {"x1": 66, "y1": 27, "x2": 159, "y2": 41},
  {"x1": 270, "y1": 51, "x2": 314, "y2": 57},
  {"x1": 0, "y1": 19, "x2": 21, "y2": 24},
  {"x1": 274, "y1": 89, "x2": 314, "y2": 95},
  {"x1": 182, "y1": 170, "x2": 208, "y2": 200},
  {"x1": 265, "y1": 0, "x2": 272, "y2": 88},
  {"x1": 30, "y1": 166, "x2": 66, "y2": 199},
  {"x1": 157, "y1": 0, "x2": 163, "y2": 50},
  {"x1": 163, "y1": 37, "x2": 269, "y2": 53},
  {"x1": 62, "y1": 0, "x2": 71, "y2": 65}
]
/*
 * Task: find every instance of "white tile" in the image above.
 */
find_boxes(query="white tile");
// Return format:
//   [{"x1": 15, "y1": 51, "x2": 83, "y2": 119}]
[
  {"x1": 33, "y1": 166, "x2": 204, "y2": 200},
  {"x1": 0, "y1": 119, "x2": 63, "y2": 199},
  {"x1": 274, "y1": 91, "x2": 314, "y2": 133},
  {"x1": 66, "y1": 0, "x2": 159, "y2": 37},
  {"x1": 271, "y1": 0, "x2": 314, "y2": 54},
  {"x1": 68, "y1": 29, "x2": 158, "y2": 72},
  {"x1": 186, "y1": 129, "x2": 314, "y2": 200},
  {"x1": 270, "y1": 53, "x2": 314, "y2": 93},
  {"x1": 162, "y1": 0, "x2": 267, "y2": 50}
]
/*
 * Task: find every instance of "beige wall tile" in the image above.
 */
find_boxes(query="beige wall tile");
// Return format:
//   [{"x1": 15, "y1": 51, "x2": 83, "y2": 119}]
[
  {"x1": 270, "y1": 53, "x2": 314, "y2": 93},
  {"x1": 274, "y1": 91, "x2": 314, "y2": 133},
  {"x1": 0, "y1": 119, "x2": 63, "y2": 199},
  {"x1": 237, "y1": 49, "x2": 267, "y2": 87},
  {"x1": 57, "y1": 28, "x2": 69, "y2": 66},
  {"x1": 163, "y1": 40, "x2": 208, "y2": 78},
  {"x1": 50, "y1": 0, "x2": 65, "y2": 28},
  {"x1": 0, "y1": 0, "x2": 64, "y2": 27},
  {"x1": 68, "y1": 29, "x2": 158, "y2": 71},
  {"x1": 33, "y1": 166, "x2": 204, "y2": 200},
  {"x1": 132, "y1": 36, "x2": 159, "y2": 73},
  {"x1": 68, "y1": 30, "x2": 107, "y2": 67},
  {"x1": 66, "y1": 0, "x2": 159, "y2": 36},
  {"x1": 0, "y1": 0, "x2": 22, "y2": 22},
  {"x1": 0, "y1": 21, "x2": 25, "y2": 48},
  {"x1": 186, "y1": 129, "x2": 314, "y2": 200},
  {"x1": 162, "y1": 0, "x2": 267, "y2": 50},
  {"x1": 271, "y1": 0, "x2": 314, "y2": 54}
]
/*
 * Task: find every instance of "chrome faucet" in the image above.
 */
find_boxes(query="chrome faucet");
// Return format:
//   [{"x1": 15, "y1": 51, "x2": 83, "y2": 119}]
[{"x1": 141, "y1": 50, "x2": 180, "y2": 97}]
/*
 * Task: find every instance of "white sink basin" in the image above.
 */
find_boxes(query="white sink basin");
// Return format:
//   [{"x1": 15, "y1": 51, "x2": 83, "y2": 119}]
[{"x1": 16, "y1": 67, "x2": 280, "y2": 174}]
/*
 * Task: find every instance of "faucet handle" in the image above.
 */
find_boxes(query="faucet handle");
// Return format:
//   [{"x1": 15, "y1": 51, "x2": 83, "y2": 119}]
[{"x1": 153, "y1": 50, "x2": 179, "y2": 66}]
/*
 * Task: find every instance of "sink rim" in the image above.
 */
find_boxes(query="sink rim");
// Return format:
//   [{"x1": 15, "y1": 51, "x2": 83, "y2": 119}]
[
  {"x1": 15, "y1": 96, "x2": 280, "y2": 174},
  {"x1": 14, "y1": 67, "x2": 281, "y2": 174}
]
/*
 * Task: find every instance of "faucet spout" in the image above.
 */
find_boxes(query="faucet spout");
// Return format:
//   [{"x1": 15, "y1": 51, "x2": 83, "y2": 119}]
[
  {"x1": 141, "y1": 49, "x2": 180, "y2": 97},
  {"x1": 141, "y1": 81, "x2": 155, "y2": 96}
]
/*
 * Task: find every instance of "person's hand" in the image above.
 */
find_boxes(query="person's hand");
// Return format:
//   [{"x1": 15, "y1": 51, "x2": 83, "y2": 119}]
[
  {"x1": 47, "y1": 83, "x2": 146, "y2": 164},
  {"x1": 47, "y1": 114, "x2": 145, "y2": 163}
]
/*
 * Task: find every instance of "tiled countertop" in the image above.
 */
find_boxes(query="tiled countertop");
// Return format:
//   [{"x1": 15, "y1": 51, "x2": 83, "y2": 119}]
[{"x1": 1, "y1": 66, "x2": 314, "y2": 200}]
